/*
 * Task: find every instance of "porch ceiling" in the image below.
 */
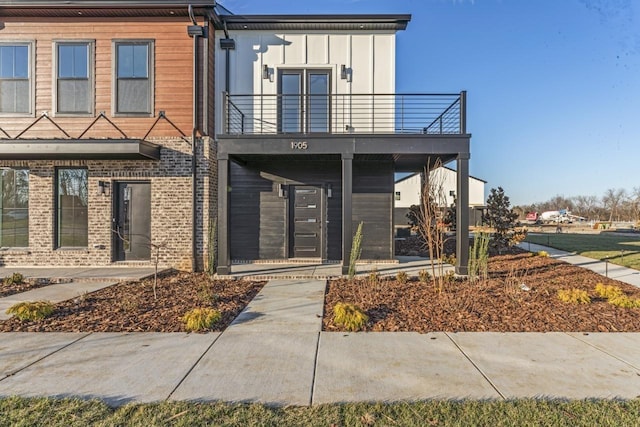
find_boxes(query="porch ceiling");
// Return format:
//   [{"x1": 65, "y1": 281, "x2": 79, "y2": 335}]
[{"x1": 0, "y1": 139, "x2": 161, "y2": 160}]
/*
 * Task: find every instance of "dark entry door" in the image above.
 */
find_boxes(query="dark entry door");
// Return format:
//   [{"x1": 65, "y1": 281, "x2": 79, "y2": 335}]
[
  {"x1": 290, "y1": 185, "x2": 322, "y2": 258},
  {"x1": 114, "y1": 182, "x2": 151, "y2": 261}
]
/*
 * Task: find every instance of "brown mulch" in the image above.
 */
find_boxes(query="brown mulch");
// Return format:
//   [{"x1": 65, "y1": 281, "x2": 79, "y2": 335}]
[
  {"x1": 324, "y1": 249, "x2": 640, "y2": 332},
  {"x1": 0, "y1": 278, "x2": 50, "y2": 298},
  {"x1": 0, "y1": 272, "x2": 264, "y2": 332}
]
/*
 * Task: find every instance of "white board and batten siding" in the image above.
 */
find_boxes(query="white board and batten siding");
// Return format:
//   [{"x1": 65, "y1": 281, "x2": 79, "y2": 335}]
[
  {"x1": 395, "y1": 169, "x2": 486, "y2": 208},
  {"x1": 215, "y1": 30, "x2": 397, "y2": 134}
]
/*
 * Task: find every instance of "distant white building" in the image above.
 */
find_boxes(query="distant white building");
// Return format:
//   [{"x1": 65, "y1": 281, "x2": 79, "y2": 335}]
[{"x1": 394, "y1": 166, "x2": 486, "y2": 228}]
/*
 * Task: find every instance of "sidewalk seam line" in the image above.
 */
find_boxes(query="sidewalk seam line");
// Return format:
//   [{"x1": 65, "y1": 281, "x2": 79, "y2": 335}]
[
  {"x1": 164, "y1": 332, "x2": 224, "y2": 402},
  {"x1": 444, "y1": 332, "x2": 506, "y2": 400},
  {"x1": 309, "y1": 331, "x2": 321, "y2": 406},
  {"x1": 564, "y1": 332, "x2": 640, "y2": 371},
  {"x1": 0, "y1": 332, "x2": 93, "y2": 382}
]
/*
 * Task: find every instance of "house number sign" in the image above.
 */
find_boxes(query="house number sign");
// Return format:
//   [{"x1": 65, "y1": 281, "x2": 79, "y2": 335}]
[{"x1": 290, "y1": 141, "x2": 308, "y2": 150}]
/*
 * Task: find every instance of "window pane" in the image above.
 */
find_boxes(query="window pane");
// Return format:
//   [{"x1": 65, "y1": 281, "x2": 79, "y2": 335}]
[
  {"x1": 57, "y1": 169, "x2": 88, "y2": 247},
  {"x1": 0, "y1": 169, "x2": 29, "y2": 248},
  {"x1": 309, "y1": 73, "x2": 329, "y2": 132},
  {"x1": 117, "y1": 44, "x2": 134, "y2": 77},
  {"x1": 58, "y1": 45, "x2": 74, "y2": 78},
  {"x1": 132, "y1": 45, "x2": 148, "y2": 78},
  {"x1": 281, "y1": 74, "x2": 300, "y2": 132},
  {"x1": 58, "y1": 79, "x2": 89, "y2": 113},
  {"x1": 73, "y1": 45, "x2": 88, "y2": 78},
  {"x1": 13, "y1": 46, "x2": 28, "y2": 78},
  {"x1": 117, "y1": 79, "x2": 149, "y2": 113},
  {"x1": 0, "y1": 46, "x2": 13, "y2": 77}
]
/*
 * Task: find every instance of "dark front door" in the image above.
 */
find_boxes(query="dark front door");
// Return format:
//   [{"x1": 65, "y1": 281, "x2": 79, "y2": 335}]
[
  {"x1": 113, "y1": 182, "x2": 151, "y2": 261},
  {"x1": 290, "y1": 185, "x2": 323, "y2": 258}
]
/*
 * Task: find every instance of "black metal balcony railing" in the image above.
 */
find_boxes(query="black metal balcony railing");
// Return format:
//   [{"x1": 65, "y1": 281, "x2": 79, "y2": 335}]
[{"x1": 222, "y1": 92, "x2": 466, "y2": 136}]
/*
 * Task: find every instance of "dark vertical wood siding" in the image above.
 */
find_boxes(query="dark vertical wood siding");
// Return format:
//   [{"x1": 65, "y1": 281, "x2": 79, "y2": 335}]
[
  {"x1": 352, "y1": 160, "x2": 394, "y2": 260},
  {"x1": 229, "y1": 158, "x2": 342, "y2": 260}
]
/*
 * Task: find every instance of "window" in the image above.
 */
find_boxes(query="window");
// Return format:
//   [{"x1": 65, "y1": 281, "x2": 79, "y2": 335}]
[
  {"x1": 55, "y1": 41, "x2": 93, "y2": 115},
  {"x1": 278, "y1": 69, "x2": 330, "y2": 133},
  {"x1": 395, "y1": 191, "x2": 401, "y2": 201},
  {"x1": 0, "y1": 43, "x2": 32, "y2": 114},
  {"x1": 0, "y1": 169, "x2": 29, "y2": 247},
  {"x1": 114, "y1": 41, "x2": 153, "y2": 115},
  {"x1": 56, "y1": 169, "x2": 88, "y2": 247}
]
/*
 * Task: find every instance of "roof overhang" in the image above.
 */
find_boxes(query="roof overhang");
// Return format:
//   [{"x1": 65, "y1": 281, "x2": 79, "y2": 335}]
[
  {"x1": 215, "y1": 14, "x2": 411, "y2": 31},
  {"x1": 0, "y1": 1, "x2": 215, "y2": 18},
  {"x1": 0, "y1": 139, "x2": 161, "y2": 160}
]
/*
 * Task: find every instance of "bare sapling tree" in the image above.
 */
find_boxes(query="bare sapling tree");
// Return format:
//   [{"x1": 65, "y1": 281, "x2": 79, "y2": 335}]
[
  {"x1": 114, "y1": 228, "x2": 167, "y2": 300},
  {"x1": 415, "y1": 158, "x2": 448, "y2": 293}
]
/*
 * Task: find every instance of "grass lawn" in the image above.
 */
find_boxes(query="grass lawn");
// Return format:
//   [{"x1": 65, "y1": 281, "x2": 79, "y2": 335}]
[
  {"x1": 1, "y1": 397, "x2": 639, "y2": 426},
  {"x1": 524, "y1": 232, "x2": 640, "y2": 271}
]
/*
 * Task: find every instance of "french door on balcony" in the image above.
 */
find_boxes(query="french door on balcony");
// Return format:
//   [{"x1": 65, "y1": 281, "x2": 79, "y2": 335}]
[{"x1": 279, "y1": 69, "x2": 330, "y2": 133}]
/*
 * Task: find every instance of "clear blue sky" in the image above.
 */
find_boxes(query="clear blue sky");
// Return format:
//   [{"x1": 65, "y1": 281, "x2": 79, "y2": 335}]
[{"x1": 220, "y1": 0, "x2": 640, "y2": 206}]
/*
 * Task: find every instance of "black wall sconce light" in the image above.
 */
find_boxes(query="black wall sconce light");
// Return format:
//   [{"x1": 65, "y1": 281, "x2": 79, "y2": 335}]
[
  {"x1": 340, "y1": 64, "x2": 351, "y2": 82},
  {"x1": 262, "y1": 64, "x2": 270, "y2": 79},
  {"x1": 327, "y1": 183, "x2": 333, "y2": 198},
  {"x1": 278, "y1": 183, "x2": 288, "y2": 199},
  {"x1": 98, "y1": 180, "x2": 110, "y2": 196}
]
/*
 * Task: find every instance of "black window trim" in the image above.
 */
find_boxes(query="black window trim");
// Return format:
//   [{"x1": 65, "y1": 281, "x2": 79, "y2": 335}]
[
  {"x1": 0, "y1": 167, "x2": 29, "y2": 249},
  {"x1": 54, "y1": 166, "x2": 89, "y2": 249},
  {"x1": 0, "y1": 40, "x2": 35, "y2": 118},
  {"x1": 112, "y1": 39, "x2": 155, "y2": 117},
  {"x1": 52, "y1": 39, "x2": 95, "y2": 117}
]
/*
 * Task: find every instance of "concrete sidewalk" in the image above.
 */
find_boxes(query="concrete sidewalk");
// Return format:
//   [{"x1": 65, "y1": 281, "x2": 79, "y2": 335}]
[
  {"x1": 519, "y1": 242, "x2": 640, "y2": 288},
  {"x1": 1, "y1": 279, "x2": 640, "y2": 406},
  {"x1": 0, "y1": 267, "x2": 161, "y2": 320}
]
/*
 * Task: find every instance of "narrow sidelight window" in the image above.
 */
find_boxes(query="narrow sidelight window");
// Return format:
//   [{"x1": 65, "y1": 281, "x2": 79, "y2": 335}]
[
  {"x1": 0, "y1": 43, "x2": 32, "y2": 114},
  {"x1": 56, "y1": 168, "x2": 88, "y2": 247},
  {"x1": 0, "y1": 169, "x2": 29, "y2": 247},
  {"x1": 56, "y1": 42, "x2": 92, "y2": 114},
  {"x1": 114, "y1": 41, "x2": 153, "y2": 114}
]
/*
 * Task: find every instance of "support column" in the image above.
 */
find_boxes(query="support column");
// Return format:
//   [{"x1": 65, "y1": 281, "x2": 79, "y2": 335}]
[
  {"x1": 341, "y1": 153, "x2": 353, "y2": 275},
  {"x1": 217, "y1": 155, "x2": 231, "y2": 275},
  {"x1": 455, "y1": 153, "x2": 470, "y2": 275}
]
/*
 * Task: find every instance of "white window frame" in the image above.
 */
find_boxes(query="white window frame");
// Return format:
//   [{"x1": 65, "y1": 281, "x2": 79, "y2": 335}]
[
  {"x1": 0, "y1": 41, "x2": 35, "y2": 117},
  {"x1": 52, "y1": 40, "x2": 95, "y2": 117},
  {"x1": 112, "y1": 39, "x2": 155, "y2": 117}
]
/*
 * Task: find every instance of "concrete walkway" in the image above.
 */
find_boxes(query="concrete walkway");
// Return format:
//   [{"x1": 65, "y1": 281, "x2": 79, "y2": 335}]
[
  {"x1": 0, "y1": 267, "x2": 160, "y2": 320},
  {"x1": 1, "y1": 278, "x2": 640, "y2": 406},
  {"x1": 518, "y1": 242, "x2": 640, "y2": 288}
]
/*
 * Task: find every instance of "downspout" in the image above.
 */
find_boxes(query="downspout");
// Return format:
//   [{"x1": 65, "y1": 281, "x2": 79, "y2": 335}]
[
  {"x1": 223, "y1": 19, "x2": 231, "y2": 93},
  {"x1": 188, "y1": 5, "x2": 205, "y2": 272}
]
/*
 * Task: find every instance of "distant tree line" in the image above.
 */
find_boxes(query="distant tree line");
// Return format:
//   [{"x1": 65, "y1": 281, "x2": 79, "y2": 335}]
[{"x1": 514, "y1": 188, "x2": 640, "y2": 223}]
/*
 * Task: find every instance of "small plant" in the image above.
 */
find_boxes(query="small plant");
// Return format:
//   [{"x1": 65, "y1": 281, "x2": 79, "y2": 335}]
[
  {"x1": 396, "y1": 271, "x2": 409, "y2": 284},
  {"x1": 607, "y1": 295, "x2": 640, "y2": 309},
  {"x1": 536, "y1": 250, "x2": 549, "y2": 257},
  {"x1": 197, "y1": 282, "x2": 218, "y2": 305},
  {"x1": 206, "y1": 218, "x2": 217, "y2": 276},
  {"x1": 4, "y1": 272, "x2": 25, "y2": 286},
  {"x1": 442, "y1": 254, "x2": 456, "y2": 265},
  {"x1": 368, "y1": 267, "x2": 380, "y2": 287},
  {"x1": 6, "y1": 301, "x2": 55, "y2": 321},
  {"x1": 418, "y1": 269, "x2": 431, "y2": 284},
  {"x1": 333, "y1": 302, "x2": 368, "y2": 332},
  {"x1": 444, "y1": 270, "x2": 456, "y2": 284},
  {"x1": 594, "y1": 283, "x2": 624, "y2": 300},
  {"x1": 468, "y1": 232, "x2": 490, "y2": 282},
  {"x1": 181, "y1": 308, "x2": 221, "y2": 332},
  {"x1": 348, "y1": 222, "x2": 364, "y2": 280},
  {"x1": 557, "y1": 289, "x2": 591, "y2": 304}
]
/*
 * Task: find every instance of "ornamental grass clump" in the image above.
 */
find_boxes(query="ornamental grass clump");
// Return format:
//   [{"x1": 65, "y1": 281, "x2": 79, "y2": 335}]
[
  {"x1": 557, "y1": 289, "x2": 591, "y2": 304},
  {"x1": 6, "y1": 301, "x2": 55, "y2": 321},
  {"x1": 536, "y1": 250, "x2": 549, "y2": 257},
  {"x1": 594, "y1": 283, "x2": 624, "y2": 300},
  {"x1": 181, "y1": 308, "x2": 221, "y2": 332},
  {"x1": 418, "y1": 269, "x2": 431, "y2": 284},
  {"x1": 4, "y1": 272, "x2": 25, "y2": 286},
  {"x1": 333, "y1": 302, "x2": 368, "y2": 332},
  {"x1": 396, "y1": 271, "x2": 409, "y2": 285}
]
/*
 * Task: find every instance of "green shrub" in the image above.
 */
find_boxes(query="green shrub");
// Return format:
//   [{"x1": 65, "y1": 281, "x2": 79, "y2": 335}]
[
  {"x1": 442, "y1": 254, "x2": 456, "y2": 265},
  {"x1": 557, "y1": 289, "x2": 591, "y2": 304},
  {"x1": 4, "y1": 272, "x2": 25, "y2": 286},
  {"x1": 333, "y1": 302, "x2": 368, "y2": 332},
  {"x1": 396, "y1": 271, "x2": 409, "y2": 284},
  {"x1": 181, "y1": 308, "x2": 221, "y2": 332},
  {"x1": 418, "y1": 269, "x2": 431, "y2": 284},
  {"x1": 444, "y1": 270, "x2": 456, "y2": 284},
  {"x1": 6, "y1": 301, "x2": 55, "y2": 321}
]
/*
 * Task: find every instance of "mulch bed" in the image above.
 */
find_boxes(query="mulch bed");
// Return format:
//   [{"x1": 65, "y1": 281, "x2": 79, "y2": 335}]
[
  {"x1": 0, "y1": 278, "x2": 50, "y2": 299},
  {"x1": 0, "y1": 272, "x2": 264, "y2": 332},
  {"x1": 324, "y1": 249, "x2": 640, "y2": 332}
]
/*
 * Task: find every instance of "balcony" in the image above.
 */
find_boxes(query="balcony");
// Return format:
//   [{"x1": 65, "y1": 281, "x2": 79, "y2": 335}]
[{"x1": 221, "y1": 92, "x2": 466, "y2": 136}]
